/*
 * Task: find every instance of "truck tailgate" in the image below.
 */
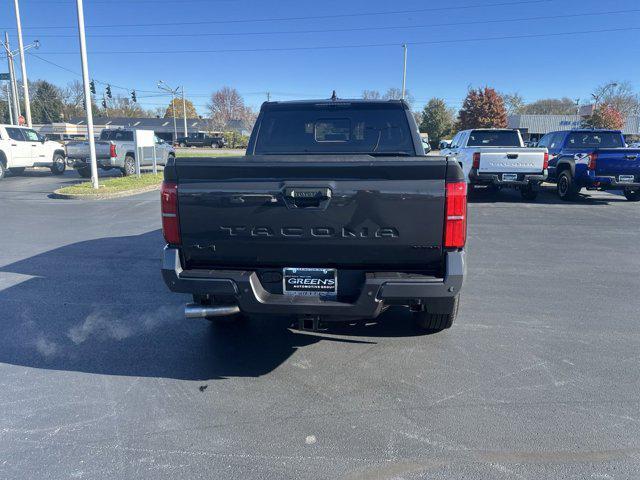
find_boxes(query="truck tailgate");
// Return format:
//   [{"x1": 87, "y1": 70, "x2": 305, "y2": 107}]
[
  {"x1": 174, "y1": 156, "x2": 448, "y2": 272},
  {"x1": 592, "y1": 148, "x2": 640, "y2": 178},
  {"x1": 65, "y1": 141, "x2": 111, "y2": 160},
  {"x1": 477, "y1": 148, "x2": 546, "y2": 173}
]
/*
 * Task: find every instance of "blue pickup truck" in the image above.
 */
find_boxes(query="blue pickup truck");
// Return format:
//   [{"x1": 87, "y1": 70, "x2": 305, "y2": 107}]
[{"x1": 537, "y1": 129, "x2": 640, "y2": 201}]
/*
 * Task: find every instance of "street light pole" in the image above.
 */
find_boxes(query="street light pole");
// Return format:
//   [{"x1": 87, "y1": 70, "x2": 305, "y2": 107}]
[
  {"x1": 13, "y1": 0, "x2": 32, "y2": 127},
  {"x1": 75, "y1": 0, "x2": 99, "y2": 189},
  {"x1": 181, "y1": 86, "x2": 188, "y2": 137},
  {"x1": 158, "y1": 80, "x2": 180, "y2": 143},
  {"x1": 401, "y1": 44, "x2": 407, "y2": 100}
]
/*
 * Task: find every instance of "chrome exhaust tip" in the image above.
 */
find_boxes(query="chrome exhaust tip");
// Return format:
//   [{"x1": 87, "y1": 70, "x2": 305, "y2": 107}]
[{"x1": 184, "y1": 303, "x2": 240, "y2": 319}]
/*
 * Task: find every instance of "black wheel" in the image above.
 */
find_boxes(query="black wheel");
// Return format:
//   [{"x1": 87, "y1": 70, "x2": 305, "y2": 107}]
[
  {"x1": 412, "y1": 295, "x2": 459, "y2": 332},
  {"x1": 9, "y1": 167, "x2": 26, "y2": 175},
  {"x1": 557, "y1": 170, "x2": 579, "y2": 201},
  {"x1": 122, "y1": 155, "x2": 136, "y2": 176},
  {"x1": 77, "y1": 166, "x2": 92, "y2": 178},
  {"x1": 624, "y1": 189, "x2": 640, "y2": 201},
  {"x1": 520, "y1": 184, "x2": 539, "y2": 201},
  {"x1": 0, "y1": 161, "x2": 6, "y2": 180},
  {"x1": 50, "y1": 153, "x2": 66, "y2": 175}
]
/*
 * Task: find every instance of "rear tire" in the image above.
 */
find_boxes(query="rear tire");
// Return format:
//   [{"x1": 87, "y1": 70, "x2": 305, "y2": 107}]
[
  {"x1": 9, "y1": 167, "x2": 26, "y2": 175},
  {"x1": 122, "y1": 155, "x2": 136, "y2": 176},
  {"x1": 50, "y1": 153, "x2": 66, "y2": 175},
  {"x1": 520, "y1": 184, "x2": 538, "y2": 201},
  {"x1": 0, "y1": 161, "x2": 6, "y2": 180},
  {"x1": 412, "y1": 295, "x2": 459, "y2": 332},
  {"x1": 557, "y1": 170, "x2": 579, "y2": 201},
  {"x1": 624, "y1": 189, "x2": 640, "y2": 201},
  {"x1": 77, "y1": 166, "x2": 92, "y2": 178}
]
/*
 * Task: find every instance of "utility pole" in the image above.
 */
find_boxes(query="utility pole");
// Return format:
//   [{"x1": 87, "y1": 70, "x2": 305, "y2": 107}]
[
  {"x1": 3, "y1": 32, "x2": 20, "y2": 123},
  {"x1": 4, "y1": 79, "x2": 13, "y2": 124},
  {"x1": 181, "y1": 85, "x2": 187, "y2": 137},
  {"x1": 75, "y1": 0, "x2": 99, "y2": 189},
  {"x1": 401, "y1": 44, "x2": 407, "y2": 100},
  {"x1": 13, "y1": 0, "x2": 32, "y2": 127},
  {"x1": 266, "y1": 91, "x2": 271, "y2": 102},
  {"x1": 158, "y1": 80, "x2": 179, "y2": 143}
]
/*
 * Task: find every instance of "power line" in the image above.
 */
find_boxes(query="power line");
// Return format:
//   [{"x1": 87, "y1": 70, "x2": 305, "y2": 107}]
[
  {"x1": 25, "y1": 8, "x2": 640, "y2": 39},
  {"x1": 32, "y1": 26, "x2": 640, "y2": 55},
  {"x1": 0, "y1": 0, "x2": 553, "y2": 30}
]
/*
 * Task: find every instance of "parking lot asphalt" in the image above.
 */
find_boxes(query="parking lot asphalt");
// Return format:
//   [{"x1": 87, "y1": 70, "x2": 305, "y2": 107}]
[{"x1": 1, "y1": 170, "x2": 639, "y2": 479}]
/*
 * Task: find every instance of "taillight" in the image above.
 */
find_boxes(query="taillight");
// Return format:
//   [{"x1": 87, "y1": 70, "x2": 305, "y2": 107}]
[
  {"x1": 109, "y1": 144, "x2": 117, "y2": 158},
  {"x1": 543, "y1": 152, "x2": 549, "y2": 170},
  {"x1": 588, "y1": 152, "x2": 598, "y2": 171},
  {"x1": 161, "y1": 181, "x2": 181, "y2": 244},
  {"x1": 472, "y1": 152, "x2": 480, "y2": 169},
  {"x1": 444, "y1": 181, "x2": 467, "y2": 249}
]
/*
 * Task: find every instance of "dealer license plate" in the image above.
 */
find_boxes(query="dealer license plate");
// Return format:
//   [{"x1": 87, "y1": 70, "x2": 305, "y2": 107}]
[
  {"x1": 619, "y1": 175, "x2": 635, "y2": 183},
  {"x1": 502, "y1": 173, "x2": 518, "y2": 182},
  {"x1": 283, "y1": 268, "x2": 337, "y2": 297}
]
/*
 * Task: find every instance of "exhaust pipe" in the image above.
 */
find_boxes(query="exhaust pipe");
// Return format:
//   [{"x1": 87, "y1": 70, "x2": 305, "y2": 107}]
[{"x1": 184, "y1": 303, "x2": 240, "y2": 319}]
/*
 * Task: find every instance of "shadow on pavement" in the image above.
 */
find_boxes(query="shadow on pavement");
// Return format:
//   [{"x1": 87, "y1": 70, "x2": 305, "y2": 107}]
[
  {"x1": 0, "y1": 230, "x2": 423, "y2": 381},
  {"x1": 468, "y1": 185, "x2": 628, "y2": 205}
]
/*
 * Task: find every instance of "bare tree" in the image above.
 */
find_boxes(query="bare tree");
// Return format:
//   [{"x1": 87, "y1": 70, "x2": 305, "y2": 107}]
[
  {"x1": 502, "y1": 92, "x2": 525, "y2": 115},
  {"x1": 521, "y1": 98, "x2": 576, "y2": 115},
  {"x1": 61, "y1": 80, "x2": 86, "y2": 120},
  {"x1": 362, "y1": 90, "x2": 381, "y2": 100},
  {"x1": 383, "y1": 87, "x2": 414, "y2": 107},
  {"x1": 207, "y1": 86, "x2": 254, "y2": 131},
  {"x1": 593, "y1": 81, "x2": 640, "y2": 116}
]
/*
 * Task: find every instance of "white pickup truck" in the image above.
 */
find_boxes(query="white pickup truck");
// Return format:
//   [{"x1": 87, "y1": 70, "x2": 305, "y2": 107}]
[
  {"x1": 440, "y1": 129, "x2": 548, "y2": 200},
  {"x1": 0, "y1": 124, "x2": 66, "y2": 180}
]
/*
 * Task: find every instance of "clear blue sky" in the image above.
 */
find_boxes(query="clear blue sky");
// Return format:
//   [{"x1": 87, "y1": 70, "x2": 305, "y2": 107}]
[{"x1": 2, "y1": 0, "x2": 639, "y2": 115}]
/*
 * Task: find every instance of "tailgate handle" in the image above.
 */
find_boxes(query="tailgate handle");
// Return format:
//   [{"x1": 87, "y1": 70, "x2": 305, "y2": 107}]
[
  {"x1": 283, "y1": 187, "x2": 332, "y2": 209},
  {"x1": 507, "y1": 153, "x2": 519, "y2": 159}
]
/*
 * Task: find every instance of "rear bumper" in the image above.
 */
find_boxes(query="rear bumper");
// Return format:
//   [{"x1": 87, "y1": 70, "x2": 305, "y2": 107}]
[
  {"x1": 66, "y1": 157, "x2": 113, "y2": 168},
  {"x1": 469, "y1": 169, "x2": 547, "y2": 187},
  {"x1": 591, "y1": 176, "x2": 640, "y2": 190},
  {"x1": 161, "y1": 247, "x2": 465, "y2": 318}
]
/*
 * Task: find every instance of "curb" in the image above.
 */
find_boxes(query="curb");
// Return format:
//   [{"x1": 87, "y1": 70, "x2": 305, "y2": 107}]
[{"x1": 52, "y1": 183, "x2": 161, "y2": 200}]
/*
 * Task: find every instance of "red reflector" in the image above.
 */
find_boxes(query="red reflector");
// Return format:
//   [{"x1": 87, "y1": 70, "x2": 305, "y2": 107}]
[
  {"x1": 472, "y1": 152, "x2": 480, "y2": 169},
  {"x1": 161, "y1": 181, "x2": 181, "y2": 244},
  {"x1": 444, "y1": 181, "x2": 467, "y2": 248},
  {"x1": 109, "y1": 143, "x2": 117, "y2": 158},
  {"x1": 588, "y1": 152, "x2": 597, "y2": 171},
  {"x1": 543, "y1": 152, "x2": 549, "y2": 170}
]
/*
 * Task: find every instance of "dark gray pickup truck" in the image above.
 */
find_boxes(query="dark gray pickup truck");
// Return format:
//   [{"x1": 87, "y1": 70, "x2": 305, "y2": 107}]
[{"x1": 161, "y1": 99, "x2": 467, "y2": 332}]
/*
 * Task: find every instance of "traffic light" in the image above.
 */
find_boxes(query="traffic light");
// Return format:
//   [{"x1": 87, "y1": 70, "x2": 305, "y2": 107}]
[
  {"x1": 89, "y1": 80, "x2": 96, "y2": 94},
  {"x1": 105, "y1": 85, "x2": 112, "y2": 99},
  {"x1": 131, "y1": 90, "x2": 137, "y2": 103},
  {"x1": 101, "y1": 99, "x2": 107, "y2": 109}
]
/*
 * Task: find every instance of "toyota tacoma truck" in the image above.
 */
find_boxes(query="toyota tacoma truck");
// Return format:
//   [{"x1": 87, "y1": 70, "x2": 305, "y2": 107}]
[
  {"x1": 161, "y1": 99, "x2": 467, "y2": 332},
  {"x1": 65, "y1": 128, "x2": 175, "y2": 177},
  {"x1": 440, "y1": 128, "x2": 548, "y2": 200},
  {"x1": 0, "y1": 124, "x2": 66, "y2": 180},
  {"x1": 537, "y1": 129, "x2": 640, "y2": 201}
]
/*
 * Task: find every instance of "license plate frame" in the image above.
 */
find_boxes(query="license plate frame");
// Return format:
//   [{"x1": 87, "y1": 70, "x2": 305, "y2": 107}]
[
  {"x1": 618, "y1": 175, "x2": 635, "y2": 183},
  {"x1": 283, "y1": 267, "x2": 337, "y2": 297},
  {"x1": 502, "y1": 173, "x2": 518, "y2": 182}
]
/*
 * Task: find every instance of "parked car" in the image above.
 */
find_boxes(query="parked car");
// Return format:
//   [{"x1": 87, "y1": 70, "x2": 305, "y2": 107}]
[
  {"x1": 161, "y1": 99, "x2": 467, "y2": 332},
  {"x1": 440, "y1": 129, "x2": 548, "y2": 200},
  {"x1": 176, "y1": 132, "x2": 226, "y2": 148},
  {"x1": 0, "y1": 124, "x2": 66, "y2": 180},
  {"x1": 538, "y1": 129, "x2": 640, "y2": 201},
  {"x1": 420, "y1": 134, "x2": 431, "y2": 153},
  {"x1": 65, "y1": 129, "x2": 175, "y2": 177}
]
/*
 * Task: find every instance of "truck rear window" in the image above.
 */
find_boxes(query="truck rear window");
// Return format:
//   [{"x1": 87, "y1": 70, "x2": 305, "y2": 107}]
[
  {"x1": 565, "y1": 132, "x2": 624, "y2": 149},
  {"x1": 254, "y1": 103, "x2": 415, "y2": 155},
  {"x1": 467, "y1": 130, "x2": 521, "y2": 147},
  {"x1": 100, "y1": 130, "x2": 133, "y2": 142}
]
